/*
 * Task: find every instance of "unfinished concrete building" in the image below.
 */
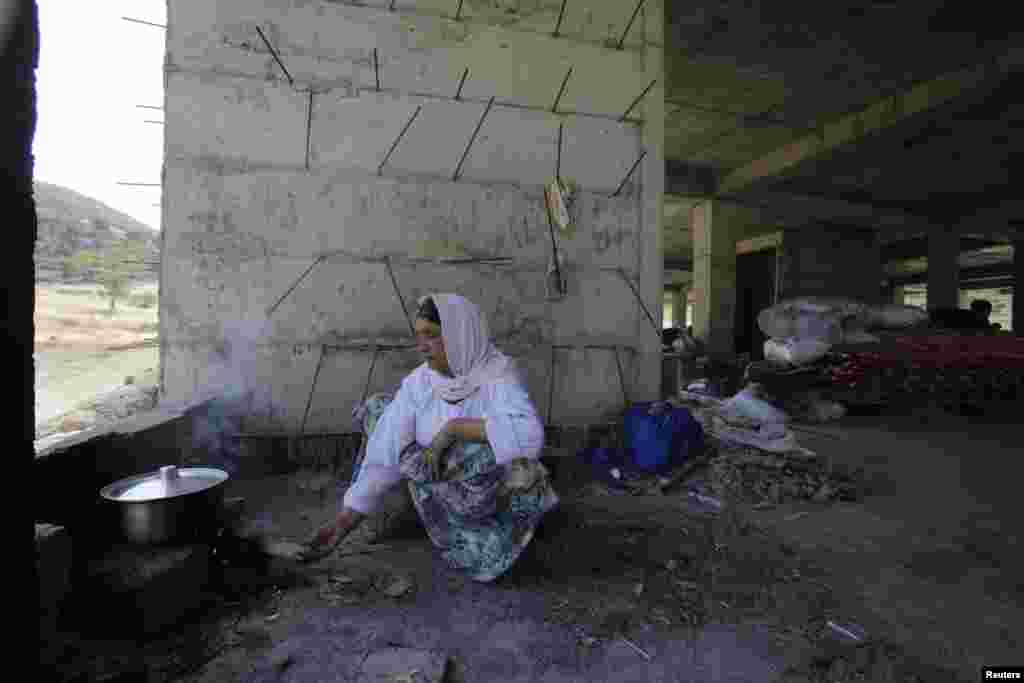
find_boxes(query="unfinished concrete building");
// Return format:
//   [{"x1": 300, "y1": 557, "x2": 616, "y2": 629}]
[{"x1": 21, "y1": 1, "x2": 1024, "y2": 680}]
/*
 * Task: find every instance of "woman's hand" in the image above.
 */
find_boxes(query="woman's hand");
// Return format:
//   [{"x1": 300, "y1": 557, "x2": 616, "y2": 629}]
[
  {"x1": 424, "y1": 425, "x2": 458, "y2": 480},
  {"x1": 298, "y1": 507, "x2": 364, "y2": 562}
]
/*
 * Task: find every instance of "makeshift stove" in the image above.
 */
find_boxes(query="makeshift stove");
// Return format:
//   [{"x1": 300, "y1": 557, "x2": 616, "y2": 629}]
[{"x1": 81, "y1": 465, "x2": 275, "y2": 637}]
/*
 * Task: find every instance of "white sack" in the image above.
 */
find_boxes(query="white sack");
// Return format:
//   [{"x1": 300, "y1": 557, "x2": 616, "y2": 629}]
[
  {"x1": 721, "y1": 385, "x2": 790, "y2": 424},
  {"x1": 764, "y1": 337, "x2": 832, "y2": 366}
]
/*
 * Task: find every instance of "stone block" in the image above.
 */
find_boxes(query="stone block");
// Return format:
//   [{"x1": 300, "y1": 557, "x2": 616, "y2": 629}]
[
  {"x1": 84, "y1": 543, "x2": 211, "y2": 635},
  {"x1": 356, "y1": 647, "x2": 448, "y2": 683}
]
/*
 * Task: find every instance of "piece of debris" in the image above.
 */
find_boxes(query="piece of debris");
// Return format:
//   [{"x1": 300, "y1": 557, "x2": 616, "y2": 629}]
[
  {"x1": 265, "y1": 613, "x2": 280, "y2": 622},
  {"x1": 827, "y1": 620, "x2": 867, "y2": 643},
  {"x1": 356, "y1": 647, "x2": 447, "y2": 683},
  {"x1": 273, "y1": 653, "x2": 294, "y2": 672},
  {"x1": 620, "y1": 636, "x2": 652, "y2": 661},
  {"x1": 580, "y1": 636, "x2": 599, "y2": 647},
  {"x1": 376, "y1": 573, "x2": 414, "y2": 598},
  {"x1": 664, "y1": 559, "x2": 678, "y2": 571},
  {"x1": 784, "y1": 512, "x2": 809, "y2": 522},
  {"x1": 264, "y1": 540, "x2": 307, "y2": 560}
]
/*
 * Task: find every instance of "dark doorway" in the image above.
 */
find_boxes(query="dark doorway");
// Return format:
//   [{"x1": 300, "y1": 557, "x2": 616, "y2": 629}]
[{"x1": 734, "y1": 249, "x2": 777, "y2": 359}]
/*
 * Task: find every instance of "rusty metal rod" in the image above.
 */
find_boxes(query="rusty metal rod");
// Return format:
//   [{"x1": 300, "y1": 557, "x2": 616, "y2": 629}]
[
  {"x1": 359, "y1": 346, "x2": 381, "y2": 407},
  {"x1": 267, "y1": 255, "x2": 326, "y2": 317},
  {"x1": 455, "y1": 67, "x2": 469, "y2": 100},
  {"x1": 255, "y1": 26, "x2": 295, "y2": 87},
  {"x1": 616, "y1": 0, "x2": 645, "y2": 50},
  {"x1": 299, "y1": 345, "x2": 326, "y2": 437},
  {"x1": 378, "y1": 105, "x2": 422, "y2": 176},
  {"x1": 617, "y1": 268, "x2": 661, "y2": 338},
  {"x1": 384, "y1": 257, "x2": 416, "y2": 336},
  {"x1": 123, "y1": 17, "x2": 166, "y2": 28},
  {"x1": 544, "y1": 186, "x2": 564, "y2": 296},
  {"x1": 620, "y1": 79, "x2": 656, "y2": 122},
  {"x1": 373, "y1": 48, "x2": 381, "y2": 91},
  {"x1": 455, "y1": 0, "x2": 464, "y2": 21},
  {"x1": 453, "y1": 96, "x2": 495, "y2": 181},
  {"x1": 613, "y1": 346, "x2": 629, "y2": 407},
  {"x1": 305, "y1": 89, "x2": 315, "y2": 170},
  {"x1": 611, "y1": 149, "x2": 646, "y2": 197},
  {"x1": 553, "y1": 0, "x2": 569, "y2": 37},
  {"x1": 552, "y1": 66, "x2": 572, "y2": 113}
]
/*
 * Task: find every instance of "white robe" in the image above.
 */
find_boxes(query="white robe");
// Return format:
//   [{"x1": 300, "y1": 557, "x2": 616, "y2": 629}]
[{"x1": 343, "y1": 363, "x2": 545, "y2": 514}]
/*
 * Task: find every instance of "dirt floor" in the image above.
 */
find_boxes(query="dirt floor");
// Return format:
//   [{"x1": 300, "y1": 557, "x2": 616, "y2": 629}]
[
  {"x1": 34, "y1": 282, "x2": 159, "y2": 427},
  {"x1": 51, "y1": 404, "x2": 1024, "y2": 682}
]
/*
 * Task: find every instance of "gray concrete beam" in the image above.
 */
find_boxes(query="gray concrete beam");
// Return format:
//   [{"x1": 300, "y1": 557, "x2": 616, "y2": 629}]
[{"x1": 717, "y1": 45, "x2": 1024, "y2": 196}]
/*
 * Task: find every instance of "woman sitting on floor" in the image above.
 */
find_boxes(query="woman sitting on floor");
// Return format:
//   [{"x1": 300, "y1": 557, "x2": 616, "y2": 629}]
[{"x1": 299, "y1": 293, "x2": 559, "y2": 583}]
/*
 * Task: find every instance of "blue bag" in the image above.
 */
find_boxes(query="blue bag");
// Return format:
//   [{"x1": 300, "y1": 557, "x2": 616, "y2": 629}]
[{"x1": 623, "y1": 401, "x2": 704, "y2": 475}]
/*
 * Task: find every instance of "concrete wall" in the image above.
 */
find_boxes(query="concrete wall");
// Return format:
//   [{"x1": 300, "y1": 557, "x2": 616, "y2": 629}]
[
  {"x1": 778, "y1": 224, "x2": 881, "y2": 304},
  {"x1": 161, "y1": 0, "x2": 664, "y2": 431}
]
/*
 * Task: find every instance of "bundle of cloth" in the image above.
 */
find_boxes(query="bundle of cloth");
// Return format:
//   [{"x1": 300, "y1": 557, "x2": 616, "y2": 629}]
[{"x1": 759, "y1": 297, "x2": 929, "y2": 365}]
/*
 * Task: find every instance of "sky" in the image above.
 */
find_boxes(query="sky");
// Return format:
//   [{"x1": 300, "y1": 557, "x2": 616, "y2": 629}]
[{"x1": 33, "y1": 0, "x2": 166, "y2": 232}]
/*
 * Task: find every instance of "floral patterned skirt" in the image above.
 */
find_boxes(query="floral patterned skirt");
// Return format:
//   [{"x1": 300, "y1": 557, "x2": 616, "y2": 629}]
[{"x1": 350, "y1": 394, "x2": 559, "y2": 583}]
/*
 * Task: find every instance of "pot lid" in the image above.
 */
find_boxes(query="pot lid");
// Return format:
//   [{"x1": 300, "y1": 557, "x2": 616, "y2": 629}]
[{"x1": 100, "y1": 465, "x2": 229, "y2": 503}]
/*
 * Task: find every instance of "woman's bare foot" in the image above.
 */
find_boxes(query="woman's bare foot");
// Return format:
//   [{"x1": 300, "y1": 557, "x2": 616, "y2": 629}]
[{"x1": 299, "y1": 508, "x2": 364, "y2": 562}]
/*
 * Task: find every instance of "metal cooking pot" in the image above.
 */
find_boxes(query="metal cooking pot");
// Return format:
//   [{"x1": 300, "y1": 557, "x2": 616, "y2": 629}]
[{"x1": 100, "y1": 465, "x2": 229, "y2": 545}]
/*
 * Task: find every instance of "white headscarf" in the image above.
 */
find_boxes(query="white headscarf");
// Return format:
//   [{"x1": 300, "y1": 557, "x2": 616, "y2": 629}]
[{"x1": 419, "y1": 293, "x2": 520, "y2": 403}]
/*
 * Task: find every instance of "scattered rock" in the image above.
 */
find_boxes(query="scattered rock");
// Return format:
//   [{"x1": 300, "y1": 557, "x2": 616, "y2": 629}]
[
  {"x1": 376, "y1": 573, "x2": 415, "y2": 598},
  {"x1": 264, "y1": 540, "x2": 306, "y2": 561},
  {"x1": 124, "y1": 375, "x2": 135, "y2": 385},
  {"x1": 272, "y1": 653, "x2": 294, "y2": 673},
  {"x1": 356, "y1": 647, "x2": 447, "y2": 683}
]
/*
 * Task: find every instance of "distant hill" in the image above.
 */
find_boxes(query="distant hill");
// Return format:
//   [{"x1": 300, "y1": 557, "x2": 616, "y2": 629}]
[{"x1": 34, "y1": 181, "x2": 160, "y2": 283}]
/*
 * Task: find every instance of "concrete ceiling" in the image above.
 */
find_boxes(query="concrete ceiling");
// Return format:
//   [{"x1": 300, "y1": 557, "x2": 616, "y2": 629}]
[{"x1": 661, "y1": 0, "x2": 1024, "y2": 265}]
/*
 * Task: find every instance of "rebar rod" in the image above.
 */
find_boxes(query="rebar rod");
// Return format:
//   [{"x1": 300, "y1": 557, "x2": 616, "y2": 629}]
[
  {"x1": 384, "y1": 257, "x2": 416, "y2": 336},
  {"x1": 611, "y1": 149, "x2": 646, "y2": 197},
  {"x1": 620, "y1": 79, "x2": 657, "y2": 122},
  {"x1": 616, "y1": 0, "x2": 645, "y2": 50},
  {"x1": 255, "y1": 26, "x2": 295, "y2": 87},
  {"x1": 377, "y1": 105, "x2": 422, "y2": 175},
  {"x1": 266, "y1": 255, "x2": 326, "y2": 317},
  {"x1": 551, "y1": 67, "x2": 573, "y2": 113},
  {"x1": 453, "y1": 96, "x2": 495, "y2": 181}
]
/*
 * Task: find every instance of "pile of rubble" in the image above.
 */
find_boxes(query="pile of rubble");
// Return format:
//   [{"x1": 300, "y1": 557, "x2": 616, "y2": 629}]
[{"x1": 706, "y1": 445, "x2": 860, "y2": 506}]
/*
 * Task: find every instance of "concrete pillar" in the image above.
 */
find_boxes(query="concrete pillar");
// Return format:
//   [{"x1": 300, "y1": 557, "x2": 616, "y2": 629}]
[
  {"x1": 927, "y1": 229, "x2": 960, "y2": 310},
  {"x1": 1015, "y1": 241, "x2": 1023, "y2": 334},
  {"x1": 672, "y1": 287, "x2": 689, "y2": 329},
  {"x1": 635, "y1": 0, "x2": 665, "y2": 402},
  {"x1": 692, "y1": 200, "x2": 738, "y2": 354}
]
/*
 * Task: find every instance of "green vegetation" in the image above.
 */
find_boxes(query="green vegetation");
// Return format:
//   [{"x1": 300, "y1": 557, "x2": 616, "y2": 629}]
[{"x1": 64, "y1": 240, "x2": 149, "y2": 314}]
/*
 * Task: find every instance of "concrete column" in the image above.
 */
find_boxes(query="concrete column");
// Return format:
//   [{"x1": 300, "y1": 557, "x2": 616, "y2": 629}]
[
  {"x1": 1014, "y1": 241, "x2": 1023, "y2": 334},
  {"x1": 692, "y1": 200, "x2": 738, "y2": 354},
  {"x1": 672, "y1": 287, "x2": 689, "y2": 329},
  {"x1": 635, "y1": 0, "x2": 664, "y2": 401},
  {"x1": 927, "y1": 229, "x2": 960, "y2": 310}
]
